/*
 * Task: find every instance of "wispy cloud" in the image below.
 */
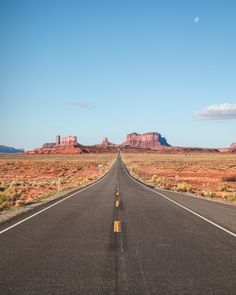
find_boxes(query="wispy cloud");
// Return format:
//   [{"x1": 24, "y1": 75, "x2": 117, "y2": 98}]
[
  {"x1": 196, "y1": 103, "x2": 236, "y2": 120},
  {"x1": 66, "y1": 101, "x2": 93, "y2": 109}
]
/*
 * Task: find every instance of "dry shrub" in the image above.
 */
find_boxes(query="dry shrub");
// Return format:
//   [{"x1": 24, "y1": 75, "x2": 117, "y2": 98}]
[
  {"x1": 0, "y1": 185, "x2": 6, "y2": 192},
  {"x1": 217, "y1": 183, "x2": 229, "y2": 192},
  {"x1": 0, "y1": 192, "x2": 10, "y2": 211},
  {"x1": 176, "y1": 182, "x2": 193, "y2": 193},
  {"x1": 122, "y1": 153, "x2": 236, "y2": 202},
  {"x1": 0, "y1": 154, "x2": 115, "y2": 212},
  {"x1": 203, "y1": 191, "x2": 215, "y2": 198},
  {"x1": 223, "y1": 193, "x2": 236, "y2": 202},
  {"x1": 151, "y1": 175, "x2": 166, "y2": 188}
]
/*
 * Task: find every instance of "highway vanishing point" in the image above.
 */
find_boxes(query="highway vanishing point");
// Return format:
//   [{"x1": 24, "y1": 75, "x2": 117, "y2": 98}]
[{"x1": 0, "y1": 154, "x2": 236, "y2": 294}]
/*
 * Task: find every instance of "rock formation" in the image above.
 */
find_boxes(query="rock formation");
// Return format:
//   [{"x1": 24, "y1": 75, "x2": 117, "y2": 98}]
[
  {"x1": 41, "y1": 135, "x2": 78, "y2": 149},
  {"x1": 26, "y1": 132, "x2": 172, "y2": 154},
  {"x1": 56, "y1": 135, "x2": 60, "y2": 145},
  {"x1": 97, "y1": 138, "x2": 115, "y2": 147},
  {"x1": 230, "y1": 143, "x2": 236, "y2": 149},
  {"x1": 60, "y1": 136, "x2": 78, "y2": 147},
  {"x1": 26, "y1": 146, "x2": 84, "y2": 155},
  {"x1": 27, "y1": 135, "x2": 81, "y2": 154},
  {"x1": 25, "y1": 131, "x2": 232, "y2": 154},
  {"x1": 27, "y1": 146, "x2": 83, "y2": 155},
  {"x1": 42, "y1": 143, "x2": 55, "y2": 149},
  {"x1": 123, "y1": 132, "x2": 170, "y2": 148}
]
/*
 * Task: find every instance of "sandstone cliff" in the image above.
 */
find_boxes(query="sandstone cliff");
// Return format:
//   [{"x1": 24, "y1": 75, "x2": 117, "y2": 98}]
[
  {"x1": 123, "y1": 132, "x2": 170, "y2": 148},
  {"x1": 97, "y1": 138, "x2": 115, "y2": 147},
  {"x1": 42, "y1": 143, "x2": 56, "y2": 149},
  {"x1": 27, "y1": 135, "x2": 80, "y2": 154},
  {"x1": 42, "y1": 135, "x2": 78, "y2": 149},
  {"x1": 60, "y1": 136, "x2": 78, "y2": 146},
  {"x1": 27, "y1": 132, "x2": 171, "y2": 154},
  {"x1": 27, "y1": 146, "x2": 83, "y2": 155}
]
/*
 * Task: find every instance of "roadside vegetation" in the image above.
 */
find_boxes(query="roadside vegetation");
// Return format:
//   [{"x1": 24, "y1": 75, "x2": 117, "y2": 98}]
[
  {"x1": 122, "y1": 153, "x2": 236, "y2": 203},
  {"x1": 0, "y1": 154, "x2": 115, "y2": 212}
]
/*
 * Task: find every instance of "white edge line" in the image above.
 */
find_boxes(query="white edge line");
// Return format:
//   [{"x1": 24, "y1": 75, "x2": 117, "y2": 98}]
[
  {"x1": 122, "y1": 160, "x2": 236, "y2": 238},
  {"x1": 0, "y1": 159, "x2": 116, "y2": 235}
]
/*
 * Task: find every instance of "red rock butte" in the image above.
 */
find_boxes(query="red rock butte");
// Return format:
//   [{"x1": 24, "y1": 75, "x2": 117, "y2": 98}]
[
  {"x1": 97, "y1": 138, "x2": 115, "y2": 147},
  {"x1": 27, "y1": 135, "x2": 82, "y2": 154},
  {"x1": 123, "y1": 132, "x2": 170, "y2": 148},
  {"x1": 25, "y1": 133, "x2": 236, "y2": 154},
  {"x1": 43, "y1": 135, "x2": 78, "y2": 148},
  {"x1": 26, "y1": 132, "x2": 172, "y2": 154}
]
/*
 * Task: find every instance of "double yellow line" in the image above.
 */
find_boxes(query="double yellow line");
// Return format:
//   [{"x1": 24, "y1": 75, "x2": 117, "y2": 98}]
[
  {"x1": 113, "y1": 220, "x2": 121, "y2": 233},
  {"x1": 115, "y1": 200, "x2": 120, "y2": 208},
  {"x1": 114, "y1": 183, "x2": 121, "y2": 233}
]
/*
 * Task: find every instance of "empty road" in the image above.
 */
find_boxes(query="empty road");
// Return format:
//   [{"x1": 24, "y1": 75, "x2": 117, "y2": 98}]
[{"x1": 1, "y1": 155, "x2": 236, "y2": 294}]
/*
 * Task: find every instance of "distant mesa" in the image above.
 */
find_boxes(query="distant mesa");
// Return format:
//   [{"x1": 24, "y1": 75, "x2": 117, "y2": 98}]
[
  {"x1": 22, "y1": 132, "x2": 234, "y2": 154},
  {"x1": 0, "y1": 145, "x2": 24, "y2": 154},
  {"x1": 97, "y1": 138, "x2": 115, "y2": 147},
  {"x1": 230, "y1": 142, "x2": 236, "y2": 149},
  {"x1": 27, "y1": 135, "x2": 84, "y2": 154},
  {"x1": 122, "y1": 132, "x2": 170, "y2": 148},
  {"x1": 82, "y1": 138, "x2": 116, "y2": 153},
  {"x1": 25, "y1": 131, "x2": 171, "y2": 154},
  {"x1": 94, "y1": 132, "x2": 170, "y2": 150},
  {"x1": 25, "y1": 132, "x2": 172, "y2": 154},
  {"x1": 42, "y1": 135, "x2": 78, "y2": 149}
]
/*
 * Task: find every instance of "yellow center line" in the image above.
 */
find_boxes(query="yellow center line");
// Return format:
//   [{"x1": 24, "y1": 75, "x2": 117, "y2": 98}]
[{"x1": 114, "y1": 221, "x2": 121, "y2": 233}]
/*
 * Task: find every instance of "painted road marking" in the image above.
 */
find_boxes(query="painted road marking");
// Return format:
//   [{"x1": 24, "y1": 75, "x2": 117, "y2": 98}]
[
  {"x1": 115, "y1": 200, "x2": 120, "y2": 208},
  {"x1": 114, "y1": 221, "x2": 121, "y2": 233},
  {"x1": 116, "y1": 192, "x2": 119, "y2": 196},
  {"x1": 122, "y1": 161, "x2": 236, "y2": 238},
  {"x1": 0, "y1": 160, "x2": 117, "y2": 235}
]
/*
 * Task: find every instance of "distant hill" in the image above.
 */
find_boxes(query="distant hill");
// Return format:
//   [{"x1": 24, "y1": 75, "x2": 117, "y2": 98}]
[{"x1": 0, "y1": 145, "x2": 25, "y2": 154}]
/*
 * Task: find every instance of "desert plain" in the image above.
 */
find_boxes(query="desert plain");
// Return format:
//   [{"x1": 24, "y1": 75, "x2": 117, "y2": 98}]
[
  {"x1": 122, "y1": 152, "x2": 236, "y2": 203},
  {"x1": 0, "y1": 153, "x2": 115, "y2": 212},
  {"x1": 1, "y1": 151, "x2": 236, "y2": 215}
]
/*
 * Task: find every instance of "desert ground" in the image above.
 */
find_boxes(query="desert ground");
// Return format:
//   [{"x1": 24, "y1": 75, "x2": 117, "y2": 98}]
[
  {"x1": 1, "y1": 151, "x2": 236, "y2": 214},
  {"x1": 0, "y1": 154, "x2": 115, "y2": 212},
  {"x1": 122, "y1": 152, "x2": 236, "y2": 203}
]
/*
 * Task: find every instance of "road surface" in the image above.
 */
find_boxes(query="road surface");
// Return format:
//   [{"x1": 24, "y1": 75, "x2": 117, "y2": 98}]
[{"x1": 0, "y1": 155, "x2": 236, "y2": 294}]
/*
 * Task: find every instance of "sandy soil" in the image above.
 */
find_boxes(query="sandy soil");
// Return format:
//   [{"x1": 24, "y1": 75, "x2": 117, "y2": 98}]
[
  {"x1": 0, "y1": 154, "x2": 115, "y2": 213},
  {"x1": 122, "y1": 152, "x2": 236, "y2": 203}
]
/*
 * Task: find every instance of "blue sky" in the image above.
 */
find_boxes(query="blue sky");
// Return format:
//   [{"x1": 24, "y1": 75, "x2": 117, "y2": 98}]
[{"x1": 1, "y1": 0, "x2": 235, "y2": 150}]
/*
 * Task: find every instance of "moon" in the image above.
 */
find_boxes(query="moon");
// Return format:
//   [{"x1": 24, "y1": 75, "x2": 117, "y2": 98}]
[{"x1": 194, "y1": 16, "x2": 200, "y2": 23}]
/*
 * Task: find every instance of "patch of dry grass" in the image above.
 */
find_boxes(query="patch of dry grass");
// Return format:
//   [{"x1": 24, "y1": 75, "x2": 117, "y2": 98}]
[
  {"x1": 0, "y1": 154, "x2": 115, "y2": 211},
  {"x1": 122, "y1": 153, "x2": 236, "y2": 202}
]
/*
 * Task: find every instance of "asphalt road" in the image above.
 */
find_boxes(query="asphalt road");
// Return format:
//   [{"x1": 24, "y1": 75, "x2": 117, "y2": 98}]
[{"x1": 0, "y1": 155, "x2": 236, "y2": 295}]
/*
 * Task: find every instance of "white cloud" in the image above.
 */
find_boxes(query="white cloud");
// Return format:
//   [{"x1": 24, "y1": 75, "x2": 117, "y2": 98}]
[
  {"x1": 194, "y1": 16, "x2": 200, "y2": 23},
  {"x1": 196, "y1": 103, "x2": 236, "y2": 120},
  {"x1": 66, "y1": 101, "x2": 93, "y2": 109}
]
